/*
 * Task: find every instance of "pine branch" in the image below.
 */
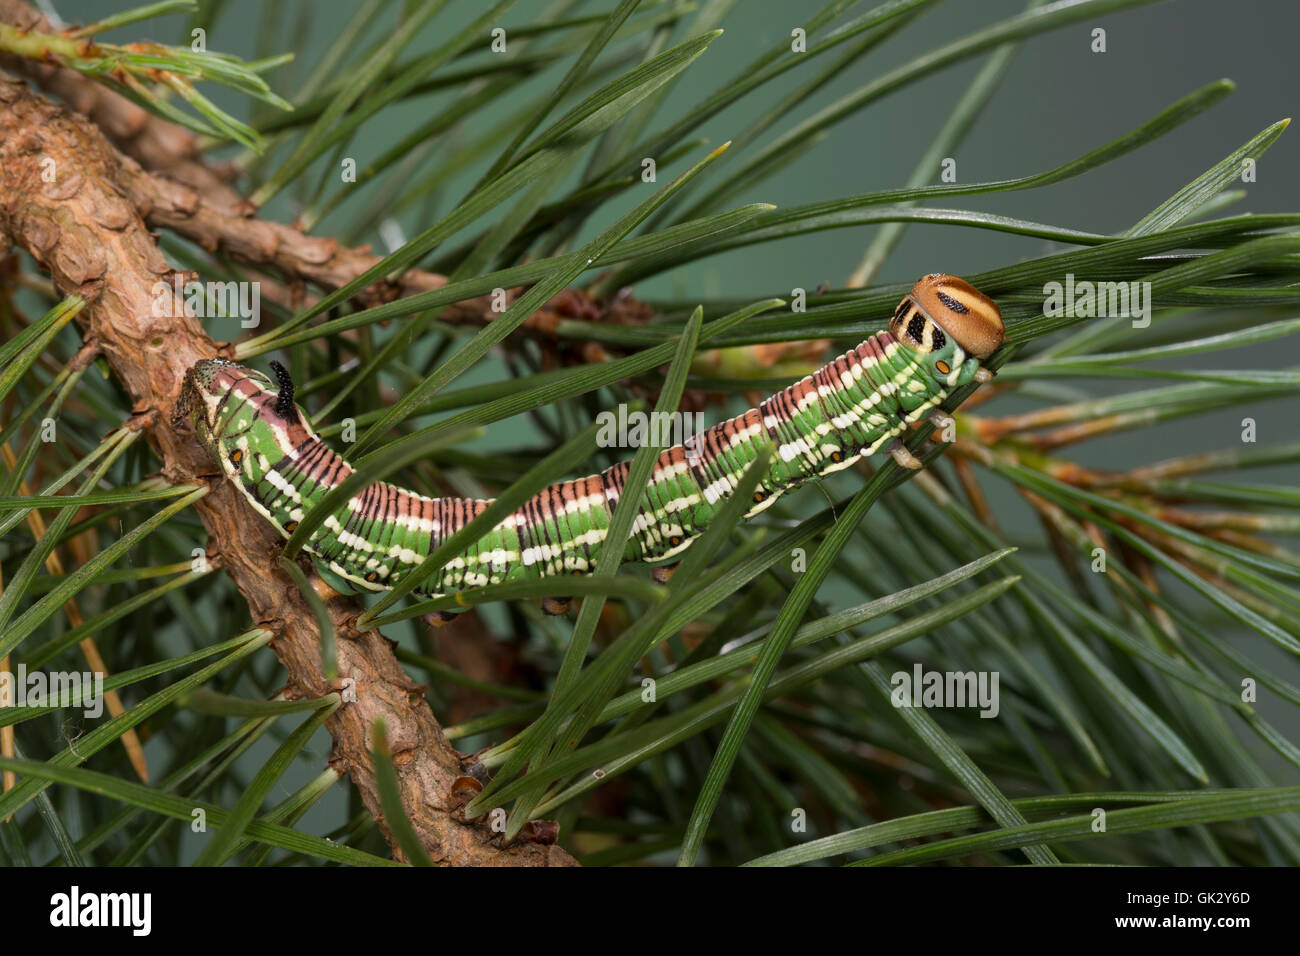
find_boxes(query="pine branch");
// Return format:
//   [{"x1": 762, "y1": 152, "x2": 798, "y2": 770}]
[
  {"x1": 0, "y1": 0, "x2": 247, "y2": 192},
  {"x1": 0, "y1": 76, "x2": 574, "y2": 867}
]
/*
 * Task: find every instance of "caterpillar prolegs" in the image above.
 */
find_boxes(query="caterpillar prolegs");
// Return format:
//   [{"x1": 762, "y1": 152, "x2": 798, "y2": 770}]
[{"x1": 176, "y1": 274, "x2": 1003, "y2": 620}]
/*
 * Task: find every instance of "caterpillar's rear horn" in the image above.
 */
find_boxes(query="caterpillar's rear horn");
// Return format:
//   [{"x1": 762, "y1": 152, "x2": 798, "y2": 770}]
[{"x1": 269, "y1": 360, "x2": 301, "y2": 424}]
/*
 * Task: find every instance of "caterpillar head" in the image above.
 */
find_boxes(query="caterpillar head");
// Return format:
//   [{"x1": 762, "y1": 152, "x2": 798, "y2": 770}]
[
  {"x1": 175, "y1": 359, "x2": 242, "y2": 429},
  {"x1": 889, "y1": 274, "x2": 1003, "y2": 386}
]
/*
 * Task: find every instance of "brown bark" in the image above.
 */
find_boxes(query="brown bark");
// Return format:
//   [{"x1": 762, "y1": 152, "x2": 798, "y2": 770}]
[
  {"x1": 0, "y1": 0, "x2": 239, "y2": 200},
  {"x1": 0, "y1": 77, "x2": 575, "y2": 866}
]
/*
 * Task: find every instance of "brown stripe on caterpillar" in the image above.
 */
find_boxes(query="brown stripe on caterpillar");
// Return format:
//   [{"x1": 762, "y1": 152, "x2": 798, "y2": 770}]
[
  {"x1": 346, "y1": 482, "x2": 377, "y2": 554},
  {"x1": 522, "y1": 486, "x2": 546, "y2": 568},
  {"x1": 713, "y1": 412, "x2": 744, "y2": 490},
  {"x1": 602, "y1": 459, "x2": 630, "y2": 510},
  {"x1": 297, "y1": 437, "x2": 332, "y2": 483},
  {"x1": 555, "y1": 478, "x2": 585, "y2": 568},
  {"x1": 757, "y1": 391, "x2": 783, "y2": 447},
  {"x1": 683, "y1": 431, "x2": 716, "y2": 521},
  {"x1": 581, "y1": 474, "x2": 607, "y2": 561},
  {"x1": 315, "y1": 441, "x2": 344, "y2": 489},
  {"x1": 699, "y1": 417, "x2": 731, "y2": 491}
]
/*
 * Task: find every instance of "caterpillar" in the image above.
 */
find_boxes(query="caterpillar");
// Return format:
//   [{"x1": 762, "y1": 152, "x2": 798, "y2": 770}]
[{"x1": 176, "y1": 274, "x2": 1003, "y2": 620}]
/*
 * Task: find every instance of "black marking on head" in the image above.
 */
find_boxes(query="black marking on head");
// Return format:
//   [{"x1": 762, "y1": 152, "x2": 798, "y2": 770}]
[
  {"x1": 894, "y1": 298, "x2": 911, "y2": 320},
  {"x1": 937, "y1": 290, "x2": 969, "y2": 314},
  {"x1": 269, "y1": 361, "x2": 300, "y2": 424},
  {"x1": 906, "y1": 314, "x2": 926, "y2": 343},
  {"x1": 930, "y1": 326, "x2": 947, "y2": 351}
]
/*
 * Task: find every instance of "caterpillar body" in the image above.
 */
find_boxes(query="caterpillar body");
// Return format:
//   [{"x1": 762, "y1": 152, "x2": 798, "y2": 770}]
[{"x1": 176, "y1": 274, "x2": 1003, "y2": 618}]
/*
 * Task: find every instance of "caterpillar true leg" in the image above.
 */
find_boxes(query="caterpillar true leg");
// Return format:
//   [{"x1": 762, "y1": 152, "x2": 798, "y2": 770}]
[
  {"x1": 176, "y1": 274, "x2": 1003, "y2": 612},
  {"x1": 650, "y1": 563, "x2": 678, "y2": 584},
  {"x1": 542, "y1": 597, "x2": 573, "y2": 616},
  {"x1": 888, "y1": 439, "x2": 925, "y2": 471}
]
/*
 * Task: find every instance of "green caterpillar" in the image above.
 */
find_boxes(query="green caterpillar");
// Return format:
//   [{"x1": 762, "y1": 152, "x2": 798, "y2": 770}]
[{"x1": 176, "y1": 274, "x2": 1003, "y2": 618}]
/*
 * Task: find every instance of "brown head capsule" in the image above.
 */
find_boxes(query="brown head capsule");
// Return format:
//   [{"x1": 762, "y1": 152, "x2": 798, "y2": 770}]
[{"x1": 890, "y1": 274, "x2": 1004, "y2": 358}]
